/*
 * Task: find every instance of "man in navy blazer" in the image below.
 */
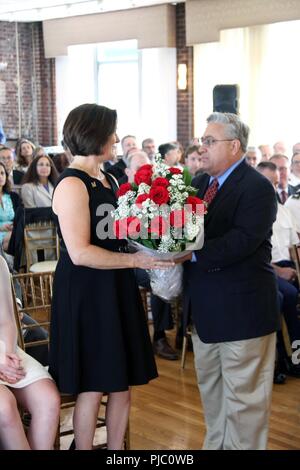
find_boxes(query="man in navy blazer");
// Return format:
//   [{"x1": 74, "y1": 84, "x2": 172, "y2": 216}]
[{"x1": 184, "y1": 112, "x2": 280, "y2": 450}]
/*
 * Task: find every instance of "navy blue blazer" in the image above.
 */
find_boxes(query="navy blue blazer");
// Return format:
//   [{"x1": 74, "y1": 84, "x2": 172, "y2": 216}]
[{"x1": 183, "y1": 159, "x2": 281, "y2": 343}]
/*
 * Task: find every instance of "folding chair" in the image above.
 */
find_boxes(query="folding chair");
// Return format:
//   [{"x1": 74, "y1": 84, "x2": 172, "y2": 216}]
[{"x1": 24, "y1": 221, "x2": 59, "y2": 273}]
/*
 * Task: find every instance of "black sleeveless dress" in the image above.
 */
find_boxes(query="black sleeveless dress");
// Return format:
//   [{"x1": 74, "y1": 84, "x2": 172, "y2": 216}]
[{"x1": 49, "y1": 168, "x2": 158, "y2": 394}]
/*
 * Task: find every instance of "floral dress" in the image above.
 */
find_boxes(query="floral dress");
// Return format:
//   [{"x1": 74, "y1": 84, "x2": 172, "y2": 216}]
[{"x1": 0, "y1": 193, "x2": 14, "y2": 244}]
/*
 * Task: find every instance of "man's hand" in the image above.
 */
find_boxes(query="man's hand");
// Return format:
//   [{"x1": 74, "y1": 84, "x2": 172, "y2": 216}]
[{"x1": 273, "y1": 265, "x2": 297, "y2": 282}]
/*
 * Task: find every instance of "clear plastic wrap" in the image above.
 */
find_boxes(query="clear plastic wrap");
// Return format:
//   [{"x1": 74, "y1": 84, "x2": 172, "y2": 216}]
[{"x1": 129, "y1": 225, "x2": 204, "y2": 301}]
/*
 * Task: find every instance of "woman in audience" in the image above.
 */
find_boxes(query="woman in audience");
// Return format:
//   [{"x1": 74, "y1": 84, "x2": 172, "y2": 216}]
[
  {"x1": 158, "y1": 142, "x2": 183, "y2": 168},
  {"x1": 0, "y1": 256, "x2": 60, "y2": 450},
  {"x1": 51, "y1": 152, "x2": 70, "y2": 174},
  {"x1": 21, "y1": 155, "x2": 59, "y2": 208},
  {"x1": 0, "y1": 162, "x2": 21, "y2": 251},
  {"x1": 15, "y1": 139, "x2": 35, "y2": 173}
]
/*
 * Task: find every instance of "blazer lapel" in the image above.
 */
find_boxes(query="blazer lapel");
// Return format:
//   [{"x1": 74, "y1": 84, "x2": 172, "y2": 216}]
[
  {"x1": 37, "y1": 183, "x2": 53, "y2": 201},
  {"x1": 200, "y1": 160, "x2": 249, "y2": 225}
]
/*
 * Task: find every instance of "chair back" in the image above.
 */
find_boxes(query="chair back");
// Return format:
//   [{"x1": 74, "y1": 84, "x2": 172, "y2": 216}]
[
  {"x1": 24, "y1": 221, "x2": 59, "y2": 272},
  {"x1": 11, "y1": 271, "x2": 54, "y2": 350}
]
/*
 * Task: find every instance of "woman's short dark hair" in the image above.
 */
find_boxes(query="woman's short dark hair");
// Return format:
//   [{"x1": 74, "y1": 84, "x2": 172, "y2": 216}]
[
  {"x1": 22, "y1": 154, "x2": 59, "y2": 186},
  {"x1": 62, "y1": 103, "x2": 117, "y2": 157},
  {"x1": 158, "y1": 142, "x2": 178, "y2": 159},
  {"x1": 0, "y1": 161, "x2": 12, "y2": 193}
]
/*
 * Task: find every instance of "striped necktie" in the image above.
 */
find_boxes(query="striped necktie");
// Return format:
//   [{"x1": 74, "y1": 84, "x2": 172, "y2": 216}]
[{"x1": 203, "y1": 178, "x2": 219, "y2": 205}]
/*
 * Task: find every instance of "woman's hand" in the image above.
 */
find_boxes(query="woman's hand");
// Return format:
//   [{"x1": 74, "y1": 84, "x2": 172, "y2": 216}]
[
  {"x1": 0, "y1": 354, "x2": 25, "y2": 384},
  {"x1": 132, "y1": 252, "x2": 175, "y2": 270},
  {"x1": 0, "y1": 223, "x2": 13, "y2": 232}
]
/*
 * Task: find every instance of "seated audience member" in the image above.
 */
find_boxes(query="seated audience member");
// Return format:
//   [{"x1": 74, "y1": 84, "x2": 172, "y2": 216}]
[
  {"x1": 285, "y1": 188, "x2": 300, "y2": 235},
  {"x1": 172, "y1": 141, "x2": 185, "y2": 165},
  {"x1": 257, "y1": 162, "x2": 300, "y2": 378},
  {"x1": 103, "y1": 144, "x2": 118, "y2": 172},
  {"x1": 258, "y1": 144, "x2": 272, "y2": 161},
  {"x1": 273, "y1": 141, "x2": 287, "y2": 155},
  {"x1": 107, "y1": 134, "x2": 137, "y2": 181},
  {"x1": 0, "y1": 255, "x2": 60, "y2": 450},
  {"x1": 292, "y1": 142, "x2": 300, "y2": 155},
  {"x1": 0, "y1": 146, "x2": 24, "y2": 185},
  {"x1": 270, "y1": 154, "x2": 299, "y2": 203},
  {"x1": 0, "y1": 162, "x2": 21, "y2": 251},
  {"x1": 158, "y1": 142, "x2": 183, "y2": 168},
  {"x1": 142, "y1": 138, "x2": 156, "y2": 161},
  {"x1": 245, "y1": 146, "x2": 260, "y2": 168},
  {"x1": 15, "y1": 139, "x2": 35, "y2": 173},
  {"x1": 32, "y1": 146, "x2": 47, "y2": 159},
  {"x1": 289, "y1": 152, "x2": 300, "y2": 188},
  {"x1": 51, "y1": 152, "x2": 70, "y2": 174},
  {"x1": 184, "y1": 145, "x2": 203, "y2": 176},
  {"x1": 122, "y1": 151, "x2": 179, "y2": 360},
  {"x1": 21, "y1": 155, "x2": 58, "y2": 208}
]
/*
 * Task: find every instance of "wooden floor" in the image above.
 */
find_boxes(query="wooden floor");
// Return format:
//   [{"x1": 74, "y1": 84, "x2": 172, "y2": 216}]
[{"x1": 130, "y1": 332, "x2": 300, "y2": 450}]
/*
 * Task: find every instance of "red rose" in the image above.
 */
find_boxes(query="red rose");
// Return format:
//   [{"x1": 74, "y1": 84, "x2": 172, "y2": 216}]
[
  {"x1": 113, "y1": 217, "x2": 141, "y2": 239},
  {"x1": 113, "y1": 219, "x2": 128, "y2": 239},
  {"x1": 117, "y1": 182, "x2": 132, "y2": 197},
  {"x1": 135, "y1": 193, "x2": 150, "y2": 207},
  {"x1": 134, "y1": 164, "x2": 153, "y2": 186},
  {"x1": 170, "y1": 209, "x2": 186, "y2": 228},
  {"x1": 185, "y1": 196, "x2": 206, "y2": 215},
  {"x1": 148, "y1": 216, "x2": 169, "y2": 237},
  {"x1": 169, "y1": 167, "x2": 182, "y2": 175},
  {"x1": 149, "y1": 186, "x2": 170, "y2": 205},
  {"x1": 152, "y1": 177, "x2": 170, "y2": 188},
  {"x1": 127, "y1": 216, "x2": 141, "y2": 238}
]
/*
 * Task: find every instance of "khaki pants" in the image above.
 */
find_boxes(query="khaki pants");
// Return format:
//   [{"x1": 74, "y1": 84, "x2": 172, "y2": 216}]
[{"x1": 192, "y1": 328, "x2": 276, "y2": 450}]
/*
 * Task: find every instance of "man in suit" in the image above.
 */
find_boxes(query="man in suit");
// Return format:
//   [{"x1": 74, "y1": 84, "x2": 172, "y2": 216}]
[
  {"x1": 270, "y1": 154, "x2": 299, "y2": 203},
  {"x1": 184, "y1": 112, "x2": 280, "y2": 450},
  {"x1": 107, "y1": 135, "x2": 137, "y2": 181},
  {"x1": 0, "y1": 146, "x2": 24, "y2": 184}
]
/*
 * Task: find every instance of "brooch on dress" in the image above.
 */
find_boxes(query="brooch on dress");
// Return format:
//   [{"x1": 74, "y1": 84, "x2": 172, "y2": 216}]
[{"x1": 91, "y1": 181, "x2": 97, "y2": 188}]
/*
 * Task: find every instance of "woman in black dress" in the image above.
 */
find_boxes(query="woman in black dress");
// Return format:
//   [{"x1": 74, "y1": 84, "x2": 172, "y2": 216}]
[{"x1": 49, "y1": 103, "x2": 173, "y2": 450}]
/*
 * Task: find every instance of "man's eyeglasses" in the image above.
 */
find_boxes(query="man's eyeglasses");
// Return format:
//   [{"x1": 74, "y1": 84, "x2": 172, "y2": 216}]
[{"x1": 200, "y1": 137, "x2": 235, "y2": 147}]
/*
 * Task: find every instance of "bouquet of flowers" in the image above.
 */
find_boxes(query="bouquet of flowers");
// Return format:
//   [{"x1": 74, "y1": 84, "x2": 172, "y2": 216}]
[{"x1": 112, "y1": 155, "x2": 206, "y2": 301}]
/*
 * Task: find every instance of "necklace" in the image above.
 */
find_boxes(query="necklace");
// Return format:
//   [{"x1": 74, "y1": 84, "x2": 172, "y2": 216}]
[{"x1": 70, "y1": 164, "x2": 105, "y2": 181}]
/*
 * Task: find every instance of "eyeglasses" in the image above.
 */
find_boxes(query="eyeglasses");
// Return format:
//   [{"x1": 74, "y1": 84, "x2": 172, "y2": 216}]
[
  {"x1": 292, "y1": 160, "x2": 300, "y2": 165},
  {"x1": 200, "y1": 137, "x2": 235, "y2": 147}
]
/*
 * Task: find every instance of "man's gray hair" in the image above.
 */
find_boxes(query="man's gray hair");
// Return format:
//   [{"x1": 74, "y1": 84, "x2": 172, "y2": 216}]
[
  {"x1": 127, "y1": 150, "x2": 149, "y2": 169},
  {"x1": 207, "y1": 112, "x2": 249, "y2": 153}
]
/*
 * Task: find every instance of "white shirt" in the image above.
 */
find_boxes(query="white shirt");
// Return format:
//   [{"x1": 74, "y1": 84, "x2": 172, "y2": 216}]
[
  {"x1": 289, "y1": 173, "x2": 300, "y2": 187},
  {"x1": 285, "y1": 194, "x2": 300, "y2": 233},
  {"x1": 271, "y1": 203, "x2": 299, "y2": 263}
]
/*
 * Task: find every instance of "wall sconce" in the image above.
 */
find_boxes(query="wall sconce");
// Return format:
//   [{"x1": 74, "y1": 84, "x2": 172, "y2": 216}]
[{"x1": 177, "y1": 63, "x2": 187, "y2": 90}]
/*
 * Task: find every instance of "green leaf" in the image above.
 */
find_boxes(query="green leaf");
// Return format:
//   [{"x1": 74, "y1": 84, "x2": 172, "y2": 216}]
[{"x1": 183, "y1": 167, "x2": 192, "y2": 186}]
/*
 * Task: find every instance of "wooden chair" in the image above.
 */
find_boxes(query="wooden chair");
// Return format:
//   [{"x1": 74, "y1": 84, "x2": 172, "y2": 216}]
[
  {"x1": 11, "y1": 270, "x2": 130, "y2": 450},
  {"x1": 24, "y1": 221, "x2": 59, "y2": 273}
]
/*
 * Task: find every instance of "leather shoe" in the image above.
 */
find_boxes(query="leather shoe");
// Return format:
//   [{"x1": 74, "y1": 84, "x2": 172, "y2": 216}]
[
  {"x1": 278, "y1": 357, "x2": 300, "y2": 378},
  {"x1": 273, "y1": 369, "x2": 286, "y2": 385},
  {"x1": 153, "y1": 338, "x2": 179, "y2": 361}
]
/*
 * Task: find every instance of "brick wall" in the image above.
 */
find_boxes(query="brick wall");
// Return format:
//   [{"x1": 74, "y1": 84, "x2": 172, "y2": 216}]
[
  {"x1": 176, "y1": 3, "x2": 194, "y2": 149},
  {"x1": 0, "y1": 21, "x2": 57, "y2": 146}
]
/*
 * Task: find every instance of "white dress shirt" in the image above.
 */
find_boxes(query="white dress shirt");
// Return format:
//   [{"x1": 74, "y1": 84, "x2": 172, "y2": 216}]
[{"x1": 271, "y1": 203, "x2": 299, "y2": 263}]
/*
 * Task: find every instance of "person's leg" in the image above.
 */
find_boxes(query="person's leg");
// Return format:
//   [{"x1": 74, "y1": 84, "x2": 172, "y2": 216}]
[
  {"x1": 152, "y1": 294, "x2": 178, "y2": 360},
  {"x1": 13, "y1": 378, "x2": 60, "y2": 450},
  {"x1": 221, "y1": 333, "x2": 276, "y2": 450},
  {"x1": 191, "y1": 327, "x2": 225, "y2": 449},
  {"x1": 106, "y1": 390, "x2": 131, "y2": 450},
  {"x1": 0, "y1": 384, "x2": 30, "y2": 450},
  {"x1": 73, "y1": 391, "x2": 103, "y2": 449},
  {"x1": 277, "y1": 276, "x2": 300, "y2": 344},
  {"x1": 22, "y1": 313, "x2": 49, "y2": 365}
]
